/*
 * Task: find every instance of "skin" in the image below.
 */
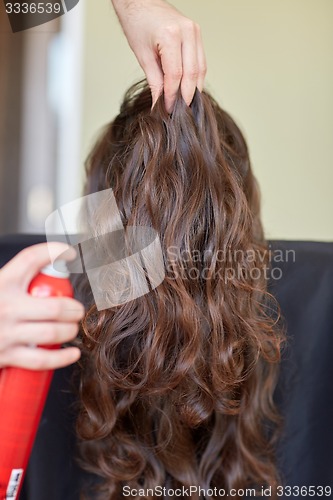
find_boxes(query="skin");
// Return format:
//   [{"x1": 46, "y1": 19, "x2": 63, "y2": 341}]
[
  {"x1": 0, "y1": 243, "x2": 84, "y2": 369},
  {"x1": 112, "y1": 0, "x2": 207, "y2": 112}
]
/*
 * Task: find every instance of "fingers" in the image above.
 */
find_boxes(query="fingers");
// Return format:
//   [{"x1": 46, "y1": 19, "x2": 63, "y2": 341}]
[
  {"x1": 112, "y1": 0, "x2": 206, "y2": 112},
  {"x1": 159, "y1": 26, "x2": 183, "y2": 113},
  {"x1": 0, "y1": 345, "x2": 81, "y2": 370},
  {"x1": 157, "y1": 21, "x2": 207, "y2": 112},
  {"x1": 17, "y1": 296, "x2": 84, "y2": 322},
  {"x1": 0, "y1": 242, "x2": 76, "y2": 292},
  {"x1": 142, "y1": 55, "x2": 164, "y2": 108},
  {"x1": 179, "y1": 22, "x2": 207, "y2": 103},
  {"x1": 180, "y1": 22, "x2": 198, "y2": 107},
  {"x1": 195, "y1": 24, "x2": 207, "y2": 92},
  {"x1": 0, "y1": 243, "x2": 84, "y2": 370},
  {"x1": 4, "y1": 322, "x2": 80, "y2": 349},
  {"x1": 0, "y1": 295, "x2": 84, "y2": 324}
]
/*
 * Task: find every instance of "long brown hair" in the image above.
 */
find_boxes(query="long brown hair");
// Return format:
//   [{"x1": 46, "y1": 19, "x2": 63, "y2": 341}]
[{"x1": 75, "y1": 81, "x2": 284, "y2": 498}]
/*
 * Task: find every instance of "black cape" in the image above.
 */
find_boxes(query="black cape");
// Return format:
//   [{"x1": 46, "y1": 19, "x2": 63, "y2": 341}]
[{"x1": 0, "y1": 235, "x2": 332, "y2": 499}]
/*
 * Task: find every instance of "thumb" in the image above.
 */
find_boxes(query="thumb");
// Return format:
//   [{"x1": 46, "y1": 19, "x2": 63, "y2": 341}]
[{"x1": 0, "y1": 242, "x2": 76, "y2": 292}]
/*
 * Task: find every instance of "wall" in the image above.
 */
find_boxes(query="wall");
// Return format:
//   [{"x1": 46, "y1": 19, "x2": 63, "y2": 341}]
[{"x1": 81, "y1": 0, "x2": 333, "y2": 241}]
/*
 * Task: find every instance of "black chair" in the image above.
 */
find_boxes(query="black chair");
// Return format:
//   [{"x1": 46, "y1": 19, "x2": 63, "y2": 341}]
[{"x1": 1, "y1": 235, "x2": 332, "y2": 499}]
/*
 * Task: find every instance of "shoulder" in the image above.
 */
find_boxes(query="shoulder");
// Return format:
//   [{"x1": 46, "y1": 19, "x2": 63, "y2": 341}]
[{"x1": 268, "y1": 240, "x2": 333, "y2": 304}]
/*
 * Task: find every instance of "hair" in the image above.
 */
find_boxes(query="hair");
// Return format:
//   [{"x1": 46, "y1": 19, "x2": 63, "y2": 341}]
[{"x1": 75, "y1": 81, "x2": 284, "y2": 499}]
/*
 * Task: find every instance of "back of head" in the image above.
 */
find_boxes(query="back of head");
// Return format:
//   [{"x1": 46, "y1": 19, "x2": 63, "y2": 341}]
[{"x1": 76, "y1": 82, "x2": 283, "y2": 498}]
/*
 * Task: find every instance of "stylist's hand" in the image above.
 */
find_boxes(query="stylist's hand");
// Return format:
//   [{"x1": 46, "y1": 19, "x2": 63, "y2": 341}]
[
  {"x1": 111, "y1": 0, "x2": 207, "y2": 112},
  {"x1": 0, "y1": 243, "x2": 84, "y2": 370}
]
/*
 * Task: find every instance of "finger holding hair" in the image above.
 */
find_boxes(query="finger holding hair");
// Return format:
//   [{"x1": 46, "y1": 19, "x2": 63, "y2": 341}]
[
  {"x1": 195, "y1": 23, "x2": 207, "y2": 92},
  {"x1": 179, "y1": 20, "x2": 199, "y2": 107},
  {"x1": 158, "y1": 26, "x2": 183, "y2": 112},
  {"x1": 140, "y1": 54, "x2": 164, "y2": 108}
]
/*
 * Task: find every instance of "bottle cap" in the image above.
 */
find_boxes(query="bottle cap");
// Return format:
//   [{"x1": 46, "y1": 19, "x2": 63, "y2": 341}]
[{"x1": 41, "y1": 260, "x2": 70, "y2": 278}]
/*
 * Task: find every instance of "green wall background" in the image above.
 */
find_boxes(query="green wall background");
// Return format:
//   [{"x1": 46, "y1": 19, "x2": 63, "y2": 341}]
[{"x1": 81, "y1": 0, "x2": 333, "y2": 241}]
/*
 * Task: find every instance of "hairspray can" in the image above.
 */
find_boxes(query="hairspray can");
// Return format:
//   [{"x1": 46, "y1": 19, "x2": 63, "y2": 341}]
[{"x1": 0, "y1": 261, "x2": 73, "y2": 499}]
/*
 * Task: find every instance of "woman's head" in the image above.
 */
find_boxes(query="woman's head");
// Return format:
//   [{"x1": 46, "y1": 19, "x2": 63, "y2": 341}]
[
  {"x1": 85, "y1": 82, "x2": 262, "y2": 242},
  {"x1": 76, "y1": 82, "x2": 283, "y2": 498}
]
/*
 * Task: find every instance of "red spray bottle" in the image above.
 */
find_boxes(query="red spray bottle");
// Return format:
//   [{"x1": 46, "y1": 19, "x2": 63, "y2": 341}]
[{"x1": 0, "y1": 261, "x2": 73, "y2": 500}]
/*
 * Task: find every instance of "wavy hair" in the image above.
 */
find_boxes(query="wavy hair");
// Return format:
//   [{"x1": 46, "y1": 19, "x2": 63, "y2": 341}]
[{"x1": 75, "y1": 81, "x2": 284, "y2": 499}]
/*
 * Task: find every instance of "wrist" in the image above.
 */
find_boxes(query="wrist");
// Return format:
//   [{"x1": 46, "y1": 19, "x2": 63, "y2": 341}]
[
  {"x1": 112, "y1": 0, "x2": 165, "y2": 15},
  {"x1": 111, "y1": 0, "x2": 136, "y2": 25}
]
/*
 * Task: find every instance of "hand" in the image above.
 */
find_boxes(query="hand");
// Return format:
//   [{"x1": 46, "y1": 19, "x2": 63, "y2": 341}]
[
  {"x1": 112, "y1": 0, "x2": 207, "y2": 112},
  {"x1": 0, "y1": 243, "x2": 84, "y2": 370}
]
